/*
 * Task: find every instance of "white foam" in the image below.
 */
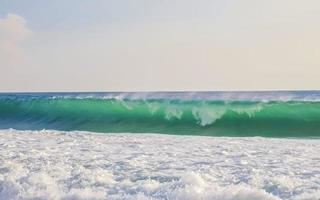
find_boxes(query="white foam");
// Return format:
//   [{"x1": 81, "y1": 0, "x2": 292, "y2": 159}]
[
  {"x1": 165, "y1": 105, "x2": 183, "y2": 120},
  {"x1": 191, "y1": 103, "x2": 265, "y2": 126},
  {"x1": 192, "y1": 106, "x2": 225, "y2": 126},
  {"x1": 0, "y1": 129, "x2": 319, "y2": 200}
]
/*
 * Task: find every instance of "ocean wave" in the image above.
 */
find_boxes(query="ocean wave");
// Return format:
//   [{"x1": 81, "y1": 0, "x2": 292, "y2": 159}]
[{"x1": 1, "y1": 97, "x2": 320, "y2": 137}]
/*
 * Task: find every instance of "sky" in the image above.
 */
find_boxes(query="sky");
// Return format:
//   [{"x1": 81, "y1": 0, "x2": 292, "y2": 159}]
[{"x1": 1, "y1": 0, "x2": 320, "y2": 92}]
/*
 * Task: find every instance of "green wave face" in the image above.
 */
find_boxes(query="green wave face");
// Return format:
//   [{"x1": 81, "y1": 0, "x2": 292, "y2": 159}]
[{"x1": 1, "y1": 96, "x2": 320, "y2": 137}]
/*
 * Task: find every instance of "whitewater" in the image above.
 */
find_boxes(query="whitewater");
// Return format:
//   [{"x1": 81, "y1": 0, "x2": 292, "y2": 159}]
[{"x1": 1, "y1": 129, "x2": 319, "y2": 200}]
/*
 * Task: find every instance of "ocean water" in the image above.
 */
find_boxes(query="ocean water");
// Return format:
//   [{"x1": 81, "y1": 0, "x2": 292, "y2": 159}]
[
  {"x1": 1, "y1": 91, "x2": 320, "y2": 137},
  {"x1": 1, "y1": 91, "x2": 320, "y2": 200}
]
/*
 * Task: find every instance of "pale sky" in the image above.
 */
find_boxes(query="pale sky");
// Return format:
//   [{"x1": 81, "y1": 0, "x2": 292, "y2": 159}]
[{"x1": 1, "y1": 0, "x2": 320, "y2": 92}]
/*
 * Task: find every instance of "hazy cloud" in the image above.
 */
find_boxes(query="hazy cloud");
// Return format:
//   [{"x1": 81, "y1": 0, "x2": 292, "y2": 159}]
[{"x1": 0, "y1": 13, "x2": 32, "y2": 66}]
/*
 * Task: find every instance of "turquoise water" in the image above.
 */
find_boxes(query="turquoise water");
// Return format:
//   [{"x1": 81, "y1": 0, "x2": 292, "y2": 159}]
[{"x1": 1, "y1": 91, "x2": 320, "y2": 137}]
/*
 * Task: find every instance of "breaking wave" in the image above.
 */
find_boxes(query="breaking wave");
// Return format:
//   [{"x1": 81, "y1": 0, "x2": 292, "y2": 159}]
[{"x1": 1, "y1": 93, "x2": 320, "y2": 137}]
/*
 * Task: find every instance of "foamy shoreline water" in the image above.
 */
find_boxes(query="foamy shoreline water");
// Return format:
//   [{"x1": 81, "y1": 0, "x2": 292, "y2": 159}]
[{"x1": 0, "y1": 130, "x2": 319, "y2": 200}]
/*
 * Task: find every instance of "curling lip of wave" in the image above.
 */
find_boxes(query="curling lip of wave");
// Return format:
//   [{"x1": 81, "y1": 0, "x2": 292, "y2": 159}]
[{"x1": 1, "y1": 90, "x2": 320, "y2": 101}]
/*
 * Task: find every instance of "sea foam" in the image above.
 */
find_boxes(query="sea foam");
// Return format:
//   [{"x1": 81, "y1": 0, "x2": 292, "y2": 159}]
[{"x1": 0, "y1": 129, "x2": 319, "y2": 200}]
